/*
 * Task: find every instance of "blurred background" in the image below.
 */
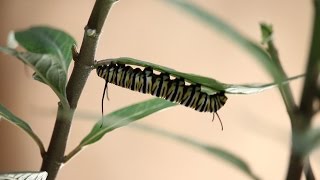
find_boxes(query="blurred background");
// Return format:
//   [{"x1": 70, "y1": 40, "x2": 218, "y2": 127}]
[{"x1": 0, "y1": 0, "x2": 318, "y2": 179}]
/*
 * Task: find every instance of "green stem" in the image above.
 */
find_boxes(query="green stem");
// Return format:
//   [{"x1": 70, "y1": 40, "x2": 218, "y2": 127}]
[
  {"x1": 40, "y1": 1, "x2": 118, "y2": 179},
  {"x1": 266, "y1": 38, "x2": 302, "y2": 180},
  {"x1": 263, "y1": 18, "x2": 316, "y2": 180},
  {"x1": 40, "y1": 104, "x2": 73, "y2": 180},
  {"x1": 63, "y1": 145, "x2": 83, "y2": 163},
  {"x1": 286, "y1": 0, "x2": 320, "y2": 179},
  {"x1": 267, "y1": 35, "x2": 316, "y2": 180},
  {"x1": 298, "y1": 0, "x2": 320, "y2": 124},
  {"x1": 266, "y1": 41, "x2": 297, "y2": 114}
]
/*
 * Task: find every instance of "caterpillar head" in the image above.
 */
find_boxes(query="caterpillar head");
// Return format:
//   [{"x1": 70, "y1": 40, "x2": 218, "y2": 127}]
[
  {"x1": 217, "y1": 91, "x2": 228, "y2": 106},
  {"x1": 96, "y1": 65, "x2": 106, "y2": 77}
]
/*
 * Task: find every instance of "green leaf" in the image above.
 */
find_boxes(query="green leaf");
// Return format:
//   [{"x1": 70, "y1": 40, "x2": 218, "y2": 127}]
[
  {"x1": 163, "y1": 0, "x2": 282, "y2": 80},
  {"x1": 130, "y1": 123, "x2": 260, "y2": 180},
  {"x1": 0, "y1": 47, "x2": 69, "y2": 107},
  {"x1": 14, "y1": 26, "x2": 75, "y2": 72},
  {"x1": 97, "y1": 57, "x2": 304, "y2": 94},
  {"x1": 0, "y1": 104, "x2": 45, "y2": 156},
  {"x1": 222, "y1": 74, "x2": 304, "y2": 94},
  {"x1": 0, "y1": 26, "x2": 75, "y2": 107},
  {"x1": 291, "y1": 128, "x2": 320, "y2": 156},
  {"x1": 79, "y1": 98, "x2": 176, "y2": 147}
]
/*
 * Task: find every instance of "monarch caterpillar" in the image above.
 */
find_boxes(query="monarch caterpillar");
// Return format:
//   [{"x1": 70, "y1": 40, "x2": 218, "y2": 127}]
[{"x1": 96, "y1": 62, "x2": 228, "y2": 130}]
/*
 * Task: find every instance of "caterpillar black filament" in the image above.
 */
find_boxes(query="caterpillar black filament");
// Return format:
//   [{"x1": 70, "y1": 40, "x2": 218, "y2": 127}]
[{"x1": 96, "y1": 62, "x2": 228, "y2": 130}]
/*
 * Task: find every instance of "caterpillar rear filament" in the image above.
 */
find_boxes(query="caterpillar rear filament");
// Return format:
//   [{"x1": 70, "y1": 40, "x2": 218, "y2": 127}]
[{"x1": 96, "y1": 62, "x2": 228, "y2": 130}]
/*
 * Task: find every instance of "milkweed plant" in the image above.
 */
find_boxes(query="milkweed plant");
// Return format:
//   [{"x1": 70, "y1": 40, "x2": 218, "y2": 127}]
[{"x1": 0, "y1": 0, "x2": 320, "y2": 180}]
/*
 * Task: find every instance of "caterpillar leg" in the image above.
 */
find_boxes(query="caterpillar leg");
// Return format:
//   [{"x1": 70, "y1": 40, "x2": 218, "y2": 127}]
[{"x1": 212, "y1": 112, "x2": 223, "y2": 131}]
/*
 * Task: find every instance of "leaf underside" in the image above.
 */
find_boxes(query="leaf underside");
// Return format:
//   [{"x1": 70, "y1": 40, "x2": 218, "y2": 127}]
[{"x1": 0, "y1": 171, "x2": 48, "y2": 180}]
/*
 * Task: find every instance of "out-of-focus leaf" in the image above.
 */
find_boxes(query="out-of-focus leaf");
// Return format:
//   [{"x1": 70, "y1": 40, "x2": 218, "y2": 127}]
[
  {"x1": 96, "y1": 57, "x2": 304, "y2": 94},
  {"x1": 79, "y1": 98, "x2": 176, "y2": 147},
  {"x1": 163, "y1": 0, "x2": 282, "y2": 80},
  {"x1": 0, "y1": 104, "x2": 45, "y2": 156},
  {"x1": 130, "y1": 123, "x2": 260, "y2": 180},
  {"x1": 0, "y1": 171, "x2": 48, "y2": 180},
  {"x1": 292, "y1": 128, "x2": 320, "y2": 156}
]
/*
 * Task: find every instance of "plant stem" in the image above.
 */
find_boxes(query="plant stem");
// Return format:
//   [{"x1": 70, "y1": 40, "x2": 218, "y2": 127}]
[
  {"x1": 40, "y1": 104, "x2": 73, "y2": 180},
  {"x1": 263, "y1": 4, "x2": 319, "y2": 177},
  {"x1": 266, "y1": 40, "x2": 297, "y2": 114},
  {"x1": 299, "y1": 0, "x2": 320, "y2": 124},
  {"x1": 286, "y1": 0, "x2": 320, "y2": 179},
  {"x1": 265, "y1": 34, "x2": 303, "y2": 180},
  {"x1": 40, "y1": 0, "x2": 118, "y2": 179},
  {"x1": 63, "y1": 145, "x2": 82, "y2": 163},
  {"x1": 304, "y1": 157, "x2": 315, "y2": 180}
]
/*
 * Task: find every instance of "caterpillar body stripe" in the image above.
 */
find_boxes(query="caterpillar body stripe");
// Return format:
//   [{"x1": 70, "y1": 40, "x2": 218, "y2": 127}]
[{"x1": 96, "y1": 62, "x2": 228, "y2": 130}]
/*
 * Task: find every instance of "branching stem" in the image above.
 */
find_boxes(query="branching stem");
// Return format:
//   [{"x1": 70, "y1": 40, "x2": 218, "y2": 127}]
[
  {"x1": 285, "y1": 0, "x2": 320, "y2": 179},
  {"x1": 40, "y1": 1, "x2": 118, "y2": 179},
  {"x1": 263, "y1": 1, "x2": 320, "y2": 179}
]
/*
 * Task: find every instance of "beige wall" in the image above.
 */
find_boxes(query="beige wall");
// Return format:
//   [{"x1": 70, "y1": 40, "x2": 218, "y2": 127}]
[{"x1": 0, "y1": 0, "x2": 318, "y2": 179}]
